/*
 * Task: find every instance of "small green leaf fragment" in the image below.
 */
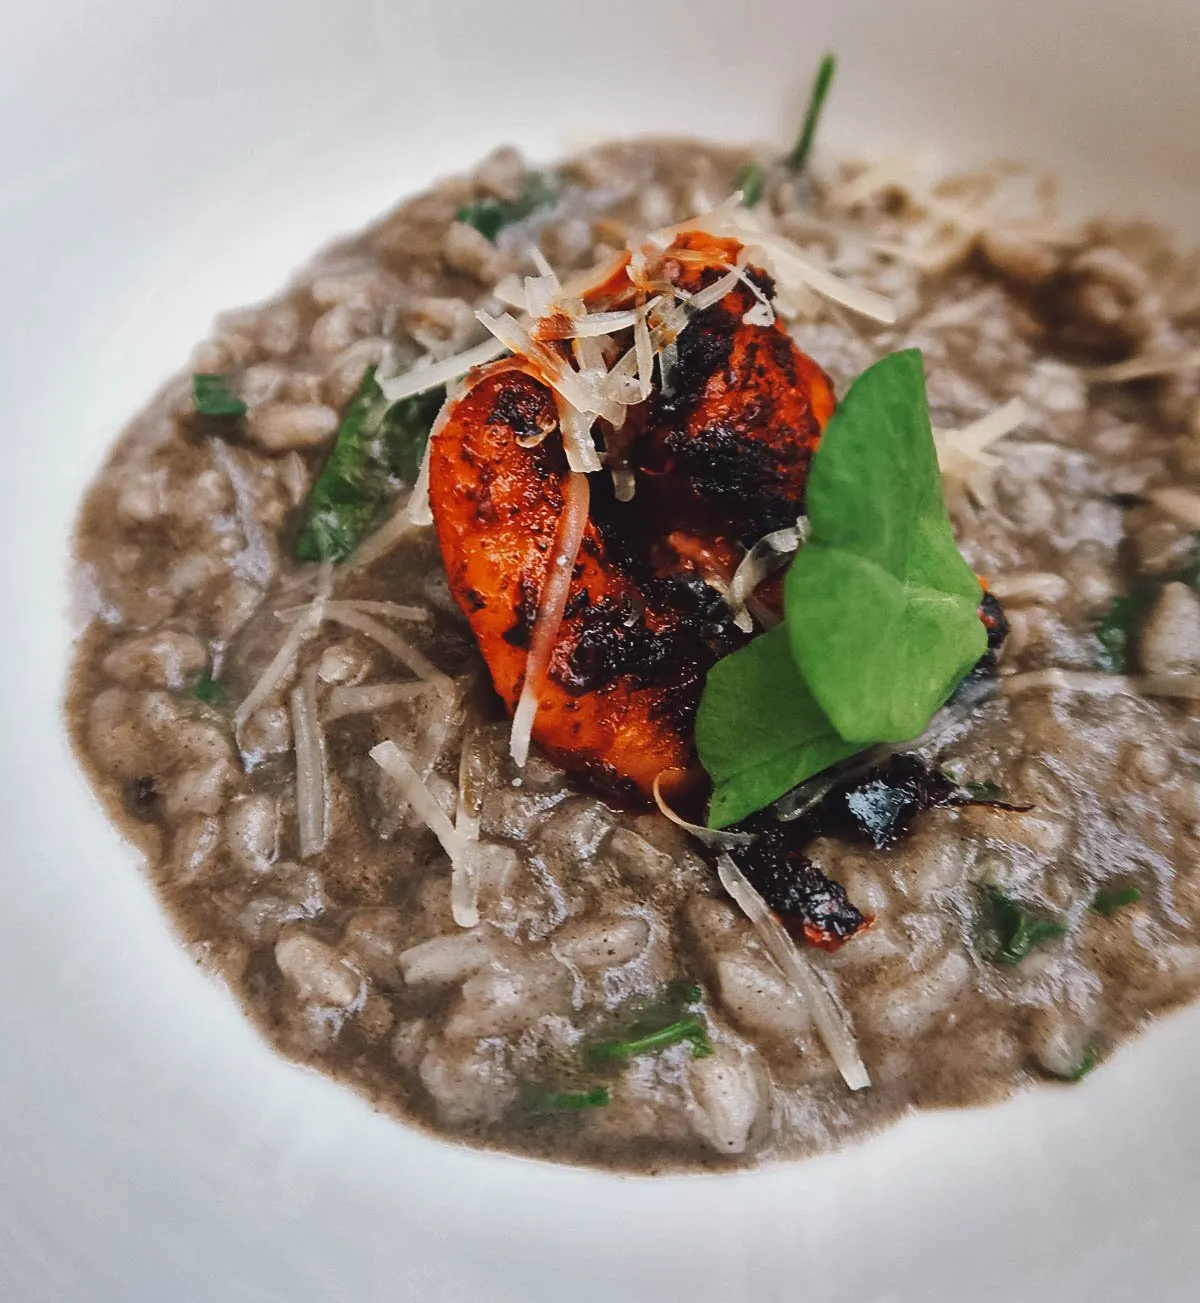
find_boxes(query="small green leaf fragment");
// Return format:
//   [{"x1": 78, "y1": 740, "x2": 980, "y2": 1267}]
[
  {"x1": 786, "y1": 52, "x2": 837, "y2": 174},
  {"x1": 524, "y1": 1085, "x2": 611, "y2": 1114},
  {"x1": 456, "y1": 172, "x2": 558, "y2": 242},
  {"x1": 586, "y1": 1016, "x2": 711, "y2": 1065},
  {"x1": 192, "y1": 374, "x2": 247, "y2": 419},
  {"x1": 1091, "y1": 885, "x2": 1142, "y2": 917},
  {"x1": 736, "y1": 161, "x2": 766, "y2": 208},
  {"x1": 1095, "y1": 593, "x2": 1145, "y2": 673},
  {"x1": 294, "y1": 367, "x2": 443, "y2": 564},
  {"x1": 982, "y1": 887, "x2": 1066, "y2": 965},
  {"x1": 1058, "y1": 1046, "x2": 1099, "y2": 1083},
  {"x1": 582, "y1": 983, "x2": 712, "y2": 1065},
  {"x1": 193, "y1": 675, "x2": 225, "y2": 706},
  {"x1": 696, "y1": 624, "x2": 863, "y2": 827}
]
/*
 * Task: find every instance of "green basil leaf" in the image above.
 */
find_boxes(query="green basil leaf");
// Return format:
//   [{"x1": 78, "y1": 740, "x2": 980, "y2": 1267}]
[
  {"x1": 785, "y1": 52, "x2": 837, "y2": 174},
  {"x1": 192, "y1": 374, "x2": 247, "y2": 419},
  {"x1": 785, "y1": 349, "x2": 985, "y2": 743},
  {"x1": 456, "y1": 172, "x2": 558, "y2": 242},
  {"x1": 295, "y1": 368, "x2": 443, "y2": 563},
  {"x1": 697, "y1": 624, "x2": 863, "y2": 827}
]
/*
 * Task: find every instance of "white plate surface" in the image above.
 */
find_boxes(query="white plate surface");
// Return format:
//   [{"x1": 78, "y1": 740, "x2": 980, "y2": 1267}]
[{"x1": 3, "y1": 2, "x2": 1199, "y2": 1299}]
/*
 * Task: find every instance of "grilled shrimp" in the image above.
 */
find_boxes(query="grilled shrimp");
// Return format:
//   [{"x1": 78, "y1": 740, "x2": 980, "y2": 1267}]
[{"x1": 428, "y1": 230, "x2": 836, "y2": 802}]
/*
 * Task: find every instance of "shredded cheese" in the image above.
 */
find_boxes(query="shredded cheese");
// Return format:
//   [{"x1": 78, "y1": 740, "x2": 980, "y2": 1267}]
[
  {"x1": 321, "y1": 606, "x2": 455, "y2": 699},
  {"x1": 452, "y1": 723, "x2": 487, "y2": 929},
  {"x1": 1084, "y1": 348, "x2": 1200, "y2": 384},
  {"x1": 235, "y1": 563, "x2": 332, "y2": 733},
  {"x1": 370, "y1": 739, "x2": 470, "y2": 869},
  {"x1": 716, "y1": 853, "x2": 870, "y2": 1091},
  {"x1": 291, "y1": 666, "x2": 330, "y2": 859},
  {"x1": 376, "y1": 337, "x2": 507, "y2": 404},
  {"x1": 510, "y1": 472, "x2": 590, "y2": 766},
  {"x1": 651, "y1": 772, "x2": 757, "y2": 848},
  {"x1": 934, "y1": 397, "x2": 1028, "y2": 509},
  {"x1": 325, "y1": 682, "x2": 428, "y2": 721}
]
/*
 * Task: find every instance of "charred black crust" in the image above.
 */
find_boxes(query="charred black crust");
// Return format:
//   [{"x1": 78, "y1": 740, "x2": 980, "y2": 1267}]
[
  {"x1": 653, "y1": 299, "x2": 739, "y2": 420},
  {"x1": 955, "y1": 590, "x2": 1009, "y2": 697},
  {"x1": 729, "y1": 755, "x2": 968, "y2": 945},
  {"x1": 486, "y1": 378, "x2": 554, "y2": 443},
  {"x1": 502, "y1": 572, "x2": 540, "y2": 648},
  {"x1": 732, "y1": 822, "x2": 868, "y2": 947},
  {"x1": 463, "y1": 587, "x2": 487, "y2": 613},
  {"x1": 663, "y1": 420, "x2": 801, "y2": 542},
  {"x1": 555, "y1": 597, "x2": 681, "y2": 693}
]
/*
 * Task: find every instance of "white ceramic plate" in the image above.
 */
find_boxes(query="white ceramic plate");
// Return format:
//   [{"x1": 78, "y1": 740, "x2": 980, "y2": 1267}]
[{"x1": 4, "y1": 2, "x2": 1200, "y2": 1299}]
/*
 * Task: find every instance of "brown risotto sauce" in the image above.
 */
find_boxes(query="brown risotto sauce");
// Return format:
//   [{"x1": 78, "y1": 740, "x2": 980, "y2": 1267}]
[{"x1": 67, "y1": 138, "x2": 1200, "y2": 1172}]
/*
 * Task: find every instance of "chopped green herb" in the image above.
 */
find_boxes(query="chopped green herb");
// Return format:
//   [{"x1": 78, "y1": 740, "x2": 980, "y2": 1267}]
[
  {"x1": 524, "y1": 1085, "x2": 611, "y2": 1113},
  {"x1": 982, "y1": 887, "x2": 1066, "y2": 965},
  {"x1": 963, "y1": 780, "x2": 1004, "y2": 800},
  {"x1": 1095, "y1": 592, "x2": 1149, "y2": 673},
  {"x1": 1057, "y1": 1046, "x2": 1098, "y2": 1083},
  {"x1": 785, "y1": 349, "x2": 986, "y2": 744},
  {"x1": 696, "y1": 624, "x2": 862, "y2": 828},
  {"x1": 294, "y1": 368, "x2": 443, "y2": 563},
  {"x1": 193, "y1": 675, "x2": 225, "y2": 706},
  {"x1": 456, "y1": 172, "x2": 558, "y2": 242},
  {"x1": 1095, "y1": 541, "x2": 1200, "y2": 672},
  {"x1": 736, "y1": 160, "x2": 766, "y2": 208},
  {"x1": 587, "y1": 1016, "x2": 711, "y2": 1065},
  {"x1": 192, "y1": 374, "x2": 247, "y2": 419},
  {"x1": 1091, "y1": 885, "x2": 1142, "y2": 916},
  {"x1": 583, "y1": 983, "x2": 712, "y2": 1065},
  {"x1": 785, "y1": 52, "x2": 837, "y2": 174}
]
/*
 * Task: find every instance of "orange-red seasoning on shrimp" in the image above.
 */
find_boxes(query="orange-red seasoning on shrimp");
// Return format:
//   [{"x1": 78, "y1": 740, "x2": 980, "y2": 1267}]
[{"x1": 428, "y1": 232, "x2": 837, "y2": 803}]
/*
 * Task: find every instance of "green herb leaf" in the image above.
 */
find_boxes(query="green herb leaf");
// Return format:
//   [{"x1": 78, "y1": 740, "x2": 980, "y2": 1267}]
[
  {"x1": 1095, "y1": 541, "x2": 1200, "y2": 672},
  {"x1": 1091, "y1": 885, "x2": 1142, "y2": 916},
  {"x1": 1057, "y1": 1046, "x2": 1098, "y2": 1083},
  {"x1": 1095, "y1": 593, "x2": 1148, "y2": 673},
  {"x1": 294, "y1": 368, "x2": 443, "y2": 563},
  {"x1": 456, "y1": 172, "x2": 558, "y2": 242},
  {"x1": 192, "y1": 675, "x2": 225, "y2": 706},
  {"x1": 785, "y1": 349, "x2": 985, "y2": 743},
  {"x1": 586, "y1": 1016, "x2": 711, "y2": 1065},
  {"x1": 785, "y1": 52, "x2": 837, "y2": 174},
  {"x1": 192, "y1": 374, "x2": 247, "y2": 419},
  {"x1": 736, "y1": 160, "x2": 766, "y2": 208},
  {"x1": 524, "y1": 1085, "x2": 611, "y2": 1113},
  {"x1": 982, "y1": 887, "x2": 1066, "y2": 965},
  {"x1": 697, "y1": 624, "x2": 862, "y2": 827},
  {"x1": 583, "y1": 983, "x2": 713, "y2": 1065}
]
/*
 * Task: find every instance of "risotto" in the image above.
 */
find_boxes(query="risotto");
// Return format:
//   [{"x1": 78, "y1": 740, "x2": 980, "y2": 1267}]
[{"x1": 66, "y1": 118, "x2": 1200, "y2": 1171}]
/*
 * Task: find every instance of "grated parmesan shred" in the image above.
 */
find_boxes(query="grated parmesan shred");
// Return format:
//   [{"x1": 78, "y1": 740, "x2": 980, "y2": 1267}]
[
  {"x1": 235, "y1": 562, "x2": 332, "y2": 733},
  {"x1": 320, "y1": 606, "x2": 456, "y2": 700},
  {"x1": 510, "y1": 471, "x2": 590, "y2": 767},
  {"x1": 934, "y1": 398, "x2": 1028, "y2": 509},
  {"x1": 716, "y1": 853, "x2": 870, "y2": 1091},
  {"x1": 291, "y1": 665, "x2": 330, "y2": 859},
  {"x1": 651, "y1": 773, "x2": 757, "y2": 848},
  {"x1": 370, "y1": 740, "x2": 470, "y2": 872}
]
